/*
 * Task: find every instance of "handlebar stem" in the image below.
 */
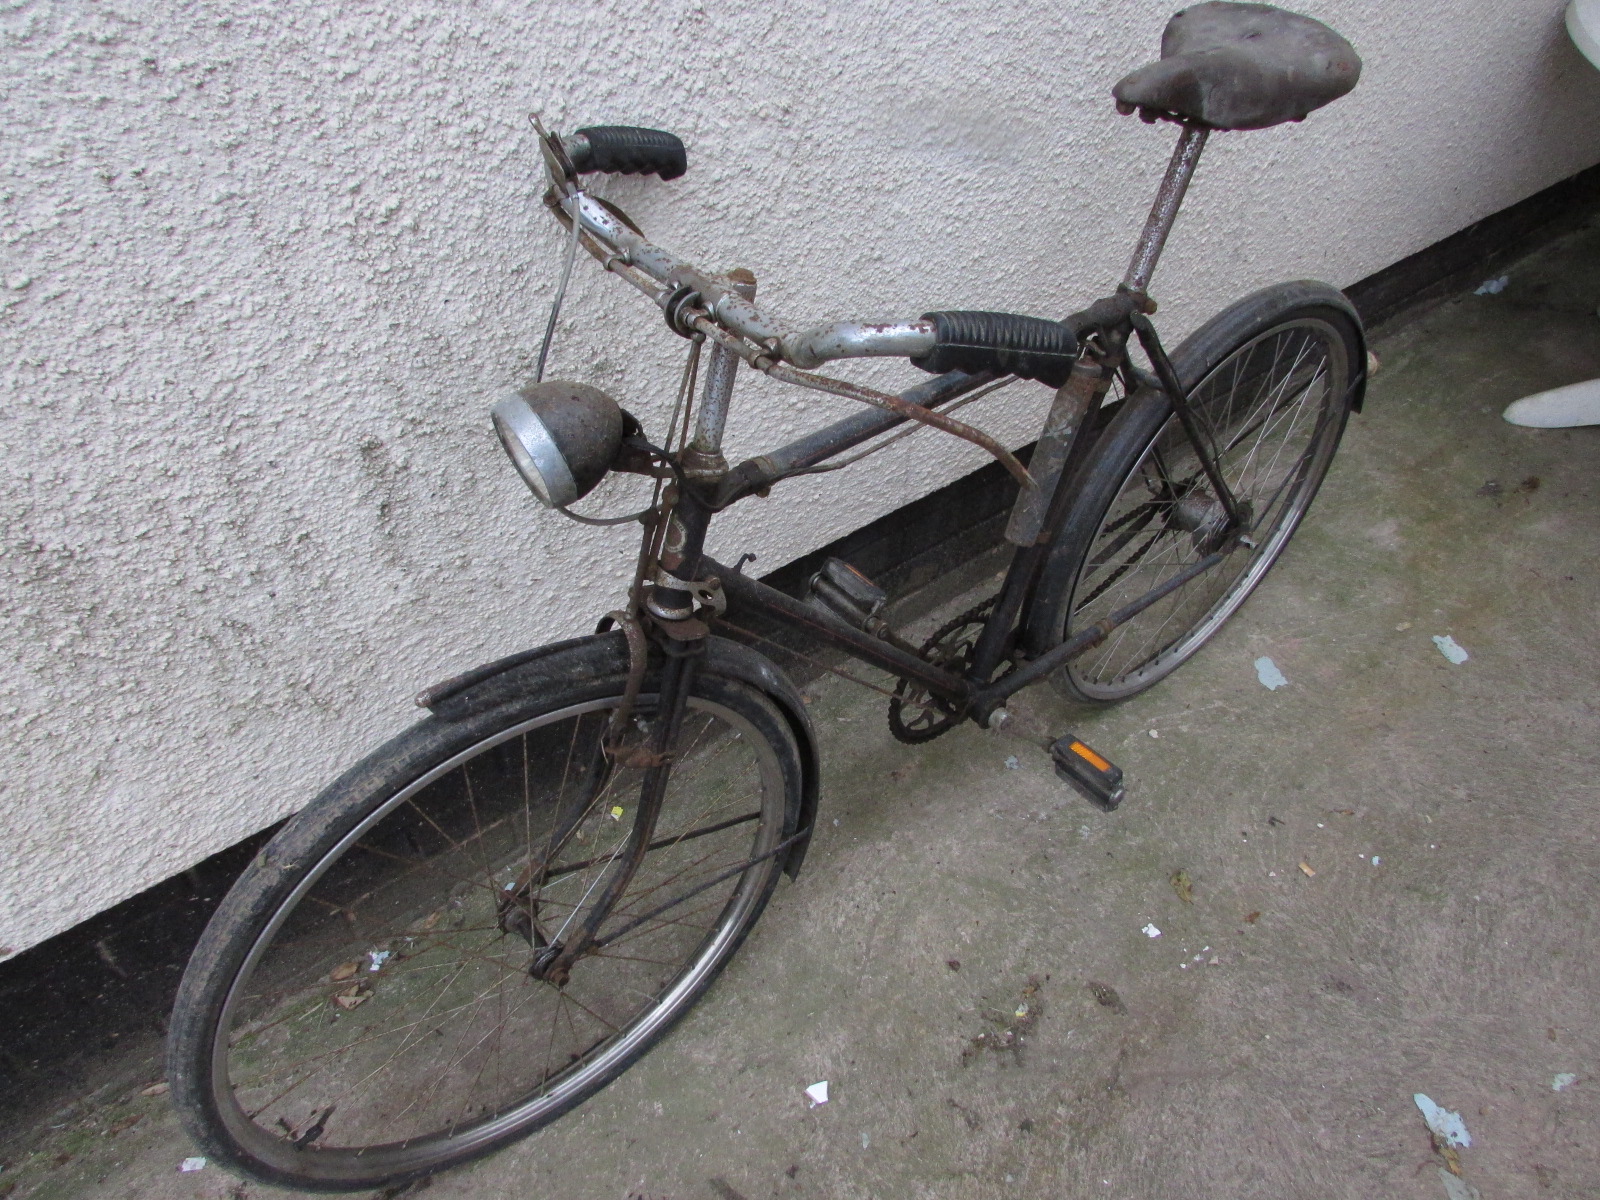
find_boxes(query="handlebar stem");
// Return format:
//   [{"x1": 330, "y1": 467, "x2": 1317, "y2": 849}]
[{"x1": 687, "y1": 269, "x2": 757, "y2": 469}]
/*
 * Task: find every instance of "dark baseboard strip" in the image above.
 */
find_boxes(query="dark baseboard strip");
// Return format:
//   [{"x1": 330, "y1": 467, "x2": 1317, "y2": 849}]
[
  {"x1": 1346, "y1": 161, "x2": 1600, "y2": 330},
  {"x1": 3, "y1": 157, "x2": 1598, "y2": 1129}
]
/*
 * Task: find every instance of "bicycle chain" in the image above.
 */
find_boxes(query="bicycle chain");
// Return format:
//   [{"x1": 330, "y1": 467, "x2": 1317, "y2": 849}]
[{"x1": 886, "y1": 596, "x2": 998, "y2": 745}]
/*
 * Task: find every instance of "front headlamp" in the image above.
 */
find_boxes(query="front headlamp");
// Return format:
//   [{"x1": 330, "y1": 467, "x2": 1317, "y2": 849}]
[{"x1": 491, "y1": 381, "x2": 626, "y2": 508}]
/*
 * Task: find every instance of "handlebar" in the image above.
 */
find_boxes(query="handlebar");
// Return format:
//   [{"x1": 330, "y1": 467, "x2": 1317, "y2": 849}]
[
  {"x1": 565, "y1": 126, "x2": 687, "y2": 180},
  {"x1": 545, "y1": 129, "x2": 1080, "y2": 387}
]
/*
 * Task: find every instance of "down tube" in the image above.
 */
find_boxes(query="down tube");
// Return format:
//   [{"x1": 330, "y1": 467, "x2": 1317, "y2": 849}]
[{"x1": 709, "y1": 561, "x2": 971, "y2": 703}]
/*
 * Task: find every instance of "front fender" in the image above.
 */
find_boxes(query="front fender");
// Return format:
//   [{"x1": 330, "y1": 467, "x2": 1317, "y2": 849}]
[{"x1": 419, "y1": 632, "x2": 822, "y2": 879}]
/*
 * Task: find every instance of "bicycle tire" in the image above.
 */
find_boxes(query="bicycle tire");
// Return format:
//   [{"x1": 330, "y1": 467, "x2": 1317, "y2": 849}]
[
  {"x1": 167, "y1": 646, "x2": 804, "y2": 1192},
  {"x1": 1025, "y1": 281, "x2": 1364, "y2": 703}
]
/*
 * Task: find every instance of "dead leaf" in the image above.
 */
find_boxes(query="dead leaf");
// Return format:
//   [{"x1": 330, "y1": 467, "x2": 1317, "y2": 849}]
[
  {"x1": 330, "y1": 961, "x2": 360, "y2": 982},
  {"x1": 412, "y1": 911, "x2": 442, "y2": 934},
  {"x1": 1436, "y1": 1141, "x2": 1463, "y2": 1176},
  {"x1": 1244, "y1": 911, "x2": 1261, "y2": 924},
  {"x1": 1086, "y1": 981, "x2": 1127, "y2": 1014},
  {"x1": 1170, "y1": 869, "x2": 1194, "y2": 904},
  {"x1": 962, "y1": 980, "x2": 1042, "y2": 1065},
  {"x1": 1298, "y1": 861, "x2": 1316, "y2": 878},
  {"x1": 332, "y1": 984, "x2": 370, "y2": 1011},
  {"x1": 107, "y1": 1113, "x2": 144, "y2": 1136},
  {"x1": 140, "y1": 1082, "x2": 170, "y2": 1097}
]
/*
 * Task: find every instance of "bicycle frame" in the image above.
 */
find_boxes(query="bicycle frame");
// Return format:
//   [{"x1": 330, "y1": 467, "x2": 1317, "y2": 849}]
[
  {"x1": 660, "y1": 126, "x2": 1226, "y2": 696},
  {"x1": 515, "y1": 122, "x2": 1247, "y2": 980}
]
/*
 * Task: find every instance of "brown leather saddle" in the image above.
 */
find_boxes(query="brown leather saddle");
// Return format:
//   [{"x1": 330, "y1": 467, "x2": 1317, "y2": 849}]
[{"x1": 1114, "y1": 2, "x2": 1361, "y2": 131}]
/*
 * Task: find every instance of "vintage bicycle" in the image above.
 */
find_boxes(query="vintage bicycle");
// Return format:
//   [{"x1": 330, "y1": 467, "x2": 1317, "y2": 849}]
[{"x1": 168, "y1": 3, "x2": 1365, "y2": 1189}]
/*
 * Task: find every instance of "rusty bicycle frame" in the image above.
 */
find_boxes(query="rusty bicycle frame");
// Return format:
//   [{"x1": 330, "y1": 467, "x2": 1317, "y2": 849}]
[{"x1": 505, "y1": 121, "x2": 1243, "y2": 982}]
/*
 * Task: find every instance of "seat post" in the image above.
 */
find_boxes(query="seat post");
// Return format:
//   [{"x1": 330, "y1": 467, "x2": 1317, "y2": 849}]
[{"x1": 1121, "y1": 122, "x2": 1210, "y2": 294}]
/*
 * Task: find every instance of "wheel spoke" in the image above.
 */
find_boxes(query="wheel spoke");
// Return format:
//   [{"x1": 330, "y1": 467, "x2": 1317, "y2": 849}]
[
  {"x1": 193, "y1": 685, "x2": 792, "y2": 1181},
  {"x1": 1060, "y1": 311, "x2": 1351, "y2": 697}
]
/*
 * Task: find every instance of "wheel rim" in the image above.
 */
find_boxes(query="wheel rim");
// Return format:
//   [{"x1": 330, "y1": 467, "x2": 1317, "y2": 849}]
[
  {"x1": 1064, "y1": 317, "x2": 1349, "y2": 699},
  {"x1": 209, "y1": 694, "x2": 784, "y2": 1183}
]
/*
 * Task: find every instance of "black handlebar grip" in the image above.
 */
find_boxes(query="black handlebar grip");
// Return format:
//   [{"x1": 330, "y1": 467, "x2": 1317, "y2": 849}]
[
  {"x1": 910, "y1": 311, "x2": 1080, "y2": 388},
  {"x1": 566, "y1": 126, "x2": 687, "y2": 181}
]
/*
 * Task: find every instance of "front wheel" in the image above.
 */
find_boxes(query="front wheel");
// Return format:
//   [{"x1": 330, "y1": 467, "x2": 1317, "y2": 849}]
[
  {"x1": 1026, "y1": 281, "x2": 1364, "y2": 703},
  {"x1": 167, "y1": 650, "x2": 803, "y2": 1192}
]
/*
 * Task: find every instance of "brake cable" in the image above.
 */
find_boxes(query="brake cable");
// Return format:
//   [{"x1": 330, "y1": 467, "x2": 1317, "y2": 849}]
[{"x1": 534, "y1": 190, "x2": 584, "y2": 384}]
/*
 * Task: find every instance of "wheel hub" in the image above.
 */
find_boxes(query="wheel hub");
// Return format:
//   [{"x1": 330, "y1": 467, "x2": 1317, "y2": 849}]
[
  {"x1": 529, "y1": 942, "x2": 571, "y2": 987},
  {"x1": 1171, "y1": 490, "x2": 1252, "y2": 554},
  {"x1": 497, "y1": 886, "x2": 571, "y2": 983}
]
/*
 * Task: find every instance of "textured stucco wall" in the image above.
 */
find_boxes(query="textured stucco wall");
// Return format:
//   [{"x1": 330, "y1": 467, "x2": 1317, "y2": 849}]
[{"x1": 3, "y1": 0, "x2": 1599, "y2": 958}]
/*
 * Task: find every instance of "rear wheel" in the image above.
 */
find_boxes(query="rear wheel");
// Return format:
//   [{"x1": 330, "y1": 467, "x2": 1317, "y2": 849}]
[
  {"x1": 168, "y1": 659, "x2": 801, "y2": 1192},
  {"x1": 1027, "y1": 283, "x2": 1363, "y2": 703}
]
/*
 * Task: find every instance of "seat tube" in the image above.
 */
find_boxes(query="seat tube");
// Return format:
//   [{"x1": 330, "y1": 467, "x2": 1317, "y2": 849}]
[
  {"x1": 685, "y1": 268, "x2": 757, "y2": 475},
  {"x1": 1122, "y1": 123, "x2": 1209, "y2": 294}
]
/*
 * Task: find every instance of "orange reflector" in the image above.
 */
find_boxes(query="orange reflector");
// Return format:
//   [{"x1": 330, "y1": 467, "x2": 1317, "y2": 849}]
[{"x1": 1069, "y1": 741, "x2": 1112, "y2": 772}]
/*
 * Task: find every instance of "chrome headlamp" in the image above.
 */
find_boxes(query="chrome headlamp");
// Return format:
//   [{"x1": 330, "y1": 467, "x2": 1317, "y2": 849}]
[{"x1": 491, "y1": 381, "x2": 626, "y2": 507}]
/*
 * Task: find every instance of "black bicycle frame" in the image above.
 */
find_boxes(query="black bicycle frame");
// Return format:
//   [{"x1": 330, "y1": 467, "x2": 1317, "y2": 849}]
[
  {"x1": 550, "y1": 122, "x2": 1242, "y2": 962},
  {"x1": 656, "y1": 123, "x2": 1235, "y2": 728},
  {"x1": 655, "y1": 301, "x2": 1234, "y2": 729}
]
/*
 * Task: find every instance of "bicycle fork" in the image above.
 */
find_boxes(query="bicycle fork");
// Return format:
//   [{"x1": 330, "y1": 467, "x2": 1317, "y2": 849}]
[
  {"x1": 522, "y1": 325, "x2": 751, "y2": 986},
  {"x1": 526, "y1": 647, "x2": 702, "y2": 986}
]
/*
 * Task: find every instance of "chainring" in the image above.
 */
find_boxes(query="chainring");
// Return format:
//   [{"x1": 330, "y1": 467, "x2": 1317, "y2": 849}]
[{"x1": 887, "y1": 599, "x2": 996, "y2": 744}]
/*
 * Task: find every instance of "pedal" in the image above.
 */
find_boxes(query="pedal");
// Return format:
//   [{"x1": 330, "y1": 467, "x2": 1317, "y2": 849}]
[
  {"x1": 1049, "y1": 735, "x2": 1125, "y2": 812},
  {"x1": 804, "y1": 558, "x2": 887, "y2": 630}
]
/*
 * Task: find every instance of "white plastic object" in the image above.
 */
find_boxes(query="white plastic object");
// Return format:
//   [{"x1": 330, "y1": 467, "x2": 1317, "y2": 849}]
[
  {"x1": 1502, "y1": 378, "x2": 1600, "y2": 427},
  {"x1": 1503, "y1": 2, "x2": 1600, "y2": 430},
  {"x1": 1568, "y1": 0, "x2": 1600, "y2": 70}
]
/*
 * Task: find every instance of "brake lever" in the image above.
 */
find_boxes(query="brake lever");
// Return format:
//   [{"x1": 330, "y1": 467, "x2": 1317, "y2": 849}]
[{"x1": 529, "y1": 113, "x2": 578, "y2": 192}]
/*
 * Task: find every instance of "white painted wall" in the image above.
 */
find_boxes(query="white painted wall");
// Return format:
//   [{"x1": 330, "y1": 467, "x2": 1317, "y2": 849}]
[{"x1": 3, "y1": 0, "x2": 1598, "y2": 958}]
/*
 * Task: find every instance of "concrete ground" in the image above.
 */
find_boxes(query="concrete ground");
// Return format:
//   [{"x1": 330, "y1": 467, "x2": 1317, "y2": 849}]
[{"x1": 5, "y1": 222, "x2": 1600, "y2": 1200}]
